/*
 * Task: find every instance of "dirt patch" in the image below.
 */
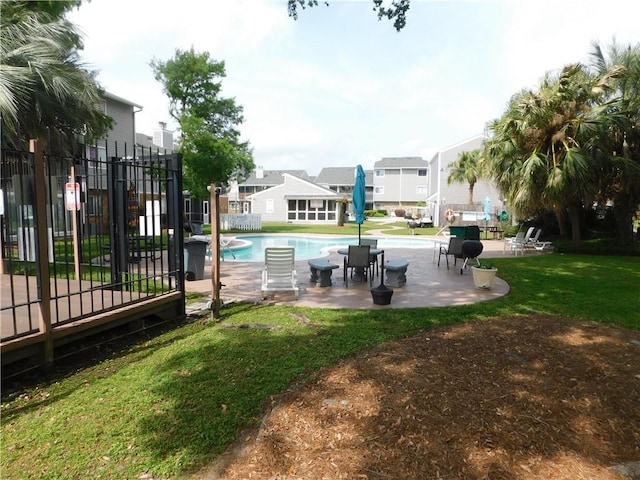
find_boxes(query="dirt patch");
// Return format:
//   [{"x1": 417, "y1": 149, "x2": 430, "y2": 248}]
[{"x1": 197, "y1": 316, "x2": 640, "y2": 479}]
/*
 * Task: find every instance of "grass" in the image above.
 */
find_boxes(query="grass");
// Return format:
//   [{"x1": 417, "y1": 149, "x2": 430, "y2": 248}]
[{"x1": 2, "y1": 249, "x2": 639, "y2": 478}]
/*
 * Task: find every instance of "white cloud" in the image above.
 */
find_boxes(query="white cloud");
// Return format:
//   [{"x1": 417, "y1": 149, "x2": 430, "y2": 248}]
[{"x1": 67, "y1": 0, "x2": 640, "y2": 177}]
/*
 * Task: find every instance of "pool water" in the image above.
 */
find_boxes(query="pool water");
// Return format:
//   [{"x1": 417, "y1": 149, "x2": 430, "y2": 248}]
[{"x1": 222, "y1": 234, "x2": 437, "y2": 262}]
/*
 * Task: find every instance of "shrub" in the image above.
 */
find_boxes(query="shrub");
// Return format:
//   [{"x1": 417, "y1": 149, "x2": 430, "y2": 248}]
[{"x1": 364, "y1": 209, "x2": 385, "y2": 217}]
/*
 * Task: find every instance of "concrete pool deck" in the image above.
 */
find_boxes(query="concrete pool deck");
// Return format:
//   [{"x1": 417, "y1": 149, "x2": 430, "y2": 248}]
[{"x1": 185, "y1": 238, "x2": 513, "y2": 313}]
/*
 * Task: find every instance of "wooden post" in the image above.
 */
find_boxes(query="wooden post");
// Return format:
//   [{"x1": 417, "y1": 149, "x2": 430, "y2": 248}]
[
  {"x1": 30, "y1": 139, "x2": 53, "y2": 366},
  {"x1": 210, "y1": 184, "x2": 221, "y2": 319}
]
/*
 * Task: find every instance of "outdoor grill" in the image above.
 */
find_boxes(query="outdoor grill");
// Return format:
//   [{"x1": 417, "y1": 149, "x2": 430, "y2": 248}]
[{"x1": 460, "y1": 240, "x2": 484, "y2": 274}]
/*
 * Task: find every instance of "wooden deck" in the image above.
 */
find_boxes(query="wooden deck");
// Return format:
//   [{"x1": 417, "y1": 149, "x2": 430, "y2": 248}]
[{"x1": 1, "y1": 269, "x2": 184, "y2": 367}]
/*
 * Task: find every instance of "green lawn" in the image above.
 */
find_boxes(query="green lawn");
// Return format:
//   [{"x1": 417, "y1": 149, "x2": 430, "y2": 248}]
[{"x1": 1, "y1": 253, "x2": 639, "y2": 479}]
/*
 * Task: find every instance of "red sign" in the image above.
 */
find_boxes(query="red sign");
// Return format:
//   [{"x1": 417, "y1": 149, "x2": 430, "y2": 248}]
[{"x1": 65, "y1": 182, "x2": 81, "y2": 211}]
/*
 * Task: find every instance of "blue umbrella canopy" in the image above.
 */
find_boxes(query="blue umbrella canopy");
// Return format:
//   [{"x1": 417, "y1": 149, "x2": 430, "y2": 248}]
[
  {"x1": 353, "y1": 165, "x2": 366, "y2": 242},
  {"x1": 484, "y1": 196, "x2": 491, "y2": 222},
  {"x1": 353, "y1": 165, "x2": 366, "y2": 222}
]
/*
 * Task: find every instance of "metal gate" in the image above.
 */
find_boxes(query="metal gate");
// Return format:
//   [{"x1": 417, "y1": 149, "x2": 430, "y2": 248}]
[{"x1": 1, "y1": 135, "x2": 185, "y2": 368}]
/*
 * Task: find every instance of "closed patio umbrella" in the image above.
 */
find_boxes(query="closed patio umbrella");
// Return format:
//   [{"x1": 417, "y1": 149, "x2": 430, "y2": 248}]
[
  {"x1": 483, "y1": 196, "x2": 491, "y2": 239},
  {"x1": 353, "y1": 165, "x2": 366, "y2": 244},
  {"x1": 484, "y1": 196, "x2": 491, "y2": 221}
]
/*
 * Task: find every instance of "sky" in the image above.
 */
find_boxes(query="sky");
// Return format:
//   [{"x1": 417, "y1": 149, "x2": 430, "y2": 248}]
[{"x1": 68, "y1": 0, "x2": 640, "y2": 176}]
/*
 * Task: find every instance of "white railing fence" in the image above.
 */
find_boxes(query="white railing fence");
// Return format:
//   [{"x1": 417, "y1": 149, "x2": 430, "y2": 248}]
[{"x1": 220, "y1": 213, "x2": 262, "y2": 231}]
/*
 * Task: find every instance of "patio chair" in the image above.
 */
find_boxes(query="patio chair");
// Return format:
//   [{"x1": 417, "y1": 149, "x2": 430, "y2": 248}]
[
  {"x1": 359, "y1": 237, "x2": 379, "y2": 276},
  {"x1": 343, "y1": 245, "x2": 372, "y2": 287},
  {"x1": 261, "y1": 247, "x2": 299, "y2": 299},
  {"x1": 438, "y1": 237, "x2": 465, "y2": 270}
]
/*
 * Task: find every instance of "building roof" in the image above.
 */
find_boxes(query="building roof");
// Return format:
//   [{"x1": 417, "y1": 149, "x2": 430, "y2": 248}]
[
  {"x1": 135, "y1": 133, "x2": 156, "y2": 149},
  {"x1": 315, "y1": 167, "x2": 356, "y2": 186},
  {"x1": 246, "y1": 173, "x2": 340, "y2": 199},
  {"x1": 428, "y1": 134, "x2": 486, "y2": 163},
  {"x1": 374, "y1": 157, "x2": 428, "y2": 169},
  {"x1": 242, "y1": 170, "x2": 310, "y2": 186},
  {"x1": 104, "y1": 91, "x2": 142, "y2": 109},
  {"x1": 315, "y1": 167, "x2": 374, "y2": 186}
]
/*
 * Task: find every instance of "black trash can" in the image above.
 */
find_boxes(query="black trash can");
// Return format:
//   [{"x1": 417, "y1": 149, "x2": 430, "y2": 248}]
[{"x1": 183, "y1": 237, "x2": 208, "y2": 281}]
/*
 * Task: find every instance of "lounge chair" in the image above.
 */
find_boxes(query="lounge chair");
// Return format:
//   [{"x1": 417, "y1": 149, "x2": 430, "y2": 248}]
[
  {"x1": 504, "y1": 226, "x2": 535, "y2": 256},
  {"x1": 261, "y1": 247, "x2": 299, "y2": 299},
  {"x1": 343, "y1": 245, "x2": 372, "y2": 287},
  {"x1": 522, "y1": 228, "x2": 553, "y2": 251},
  {"x1": 524, "y1": 228, "x2": 542, "y2": 248}
]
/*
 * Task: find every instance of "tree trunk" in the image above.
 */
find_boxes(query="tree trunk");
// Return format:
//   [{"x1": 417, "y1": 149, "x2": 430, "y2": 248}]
[
  {"x1": 468, "y1": 184, "x2": 475, "y2": 205},
  {"x1": 567, "y1": 205, "x2": 582, "y2": 245},
  {"x1": 554, "y1": 207, "x2": 568, "y2": 239},
  {"x1": 613, "y1": 192, "x2": 635, "y2": 244},
  {"x1": 337, "y1": 202, "x2": 346, "y2": 226}
]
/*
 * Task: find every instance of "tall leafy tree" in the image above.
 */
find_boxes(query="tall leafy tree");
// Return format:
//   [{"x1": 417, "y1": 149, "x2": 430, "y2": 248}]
[
  {"x1": 589, "y1": 41, "x2": 640, "y2": 243},
  {"x1": 0, "y1": 1, "x2": 111, "y2": 144},
  {"x1": 151, "y1": 48, "x2": 254, "y2": 198},
  {"x1": 447, "y1": 149, "x2": 484, "y2": 204},
  {"x1": 287, "y1": 0, "x2": 411, "y2": 31}
]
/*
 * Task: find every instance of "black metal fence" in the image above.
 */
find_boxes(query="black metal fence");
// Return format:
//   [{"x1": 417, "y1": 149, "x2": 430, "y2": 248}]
[{"x1": 1, "y1": 133, "x2": 185, "y2": 355}]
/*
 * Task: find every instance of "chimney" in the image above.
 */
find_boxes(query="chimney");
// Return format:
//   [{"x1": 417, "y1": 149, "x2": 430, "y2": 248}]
[
  {"x1": 256, "y1": 165, "x2": 264, "y2": 179},
  {"x1": 153, "y1": 121, "x2": 173, "y2": 149}
]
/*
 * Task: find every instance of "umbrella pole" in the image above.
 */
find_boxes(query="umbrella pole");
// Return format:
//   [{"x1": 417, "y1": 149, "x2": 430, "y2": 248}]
[{"x1": 358, "y1": 224, "x2": 361, "y2": 244}]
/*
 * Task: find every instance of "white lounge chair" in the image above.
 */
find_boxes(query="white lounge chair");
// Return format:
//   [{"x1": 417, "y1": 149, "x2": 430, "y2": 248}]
[
  {"x1": 524, "y1": 228, "x2": 542, "y2": 248},
  {"x1": 503, "y1": 226, "x2": 535, "y2": 256},
  {"x1": 261, "y1": 247, "x2": 299, "y2": 299}
]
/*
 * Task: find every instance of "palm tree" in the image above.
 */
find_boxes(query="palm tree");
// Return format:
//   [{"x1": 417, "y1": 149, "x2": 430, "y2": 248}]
[
  {"x1": 0, "y1": 3, "x2": 110, "y2": 144},
  {"x1": 485, "y1": 64, "x2": 605, "y2": 244},
  {"x1": 447, "y1": 149, "x2": 484, "y2": 204},
  {"x1": 486, "y1": 43, "x2": 640, "y2": 245},
  {"x1": 589, "y1": 41, "x2": 640, "y2": 243}
]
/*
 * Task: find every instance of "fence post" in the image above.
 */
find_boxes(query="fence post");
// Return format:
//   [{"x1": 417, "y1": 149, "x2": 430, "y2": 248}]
[
  {"x1": 210, "y1": 184, "x2": 221, "y2": 319},
  {"x1": 30, "y1": 139, "x2": 53, "y2": 366}
]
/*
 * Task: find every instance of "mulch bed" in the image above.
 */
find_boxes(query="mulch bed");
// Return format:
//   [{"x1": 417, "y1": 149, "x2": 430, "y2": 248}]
[{"x1": 197, "y1": 315, "x2": 640, "y2": 480}]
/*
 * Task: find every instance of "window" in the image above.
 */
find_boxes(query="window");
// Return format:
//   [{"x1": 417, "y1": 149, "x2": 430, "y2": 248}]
[
  {"x1": 416, "y1": 186, "x2": 427, "y2": 195},
  {"x1": 374, "y1": 186, "x2": 384, "y2": 194},
  {"x1": 375, "y1": 169, "x2": 385, "y2": 177},
  {"x1": 286, "y1": 198, "x2": 336, "y2": 221},
  {"x1": 266, "y1": 199, "x2": 274, "y2": 213},
  {"x1": 418, "y1": 169, "x2": 427, "y2": 177},
  {"x1": 87, "y1": 194, "x2": 102, "y2": 215}
]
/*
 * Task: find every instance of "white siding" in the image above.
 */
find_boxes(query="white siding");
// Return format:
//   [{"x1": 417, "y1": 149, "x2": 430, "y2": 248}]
[
  {"x1": 373, "y1": 167, "x2": 429, "y2": 206},
  {"x1": 248, "y1": 174, "x2": 341, "y2": 223},
  {"x1": 428, "y1": 135, "x2": 505, "y2": 225},
  {"x1": 104, "y1": 97, "x2": 136, "y2": 156}
]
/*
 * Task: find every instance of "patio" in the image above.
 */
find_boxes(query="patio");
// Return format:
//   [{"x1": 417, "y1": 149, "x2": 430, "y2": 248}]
[{"x1": 185, "y1": 238, "x2": 511, "y2": 311}]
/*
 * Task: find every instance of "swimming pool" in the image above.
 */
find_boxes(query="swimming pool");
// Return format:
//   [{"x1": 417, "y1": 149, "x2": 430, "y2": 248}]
[{"x1": 222, "y1": 234, "x2": 438, "y2": 262}]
